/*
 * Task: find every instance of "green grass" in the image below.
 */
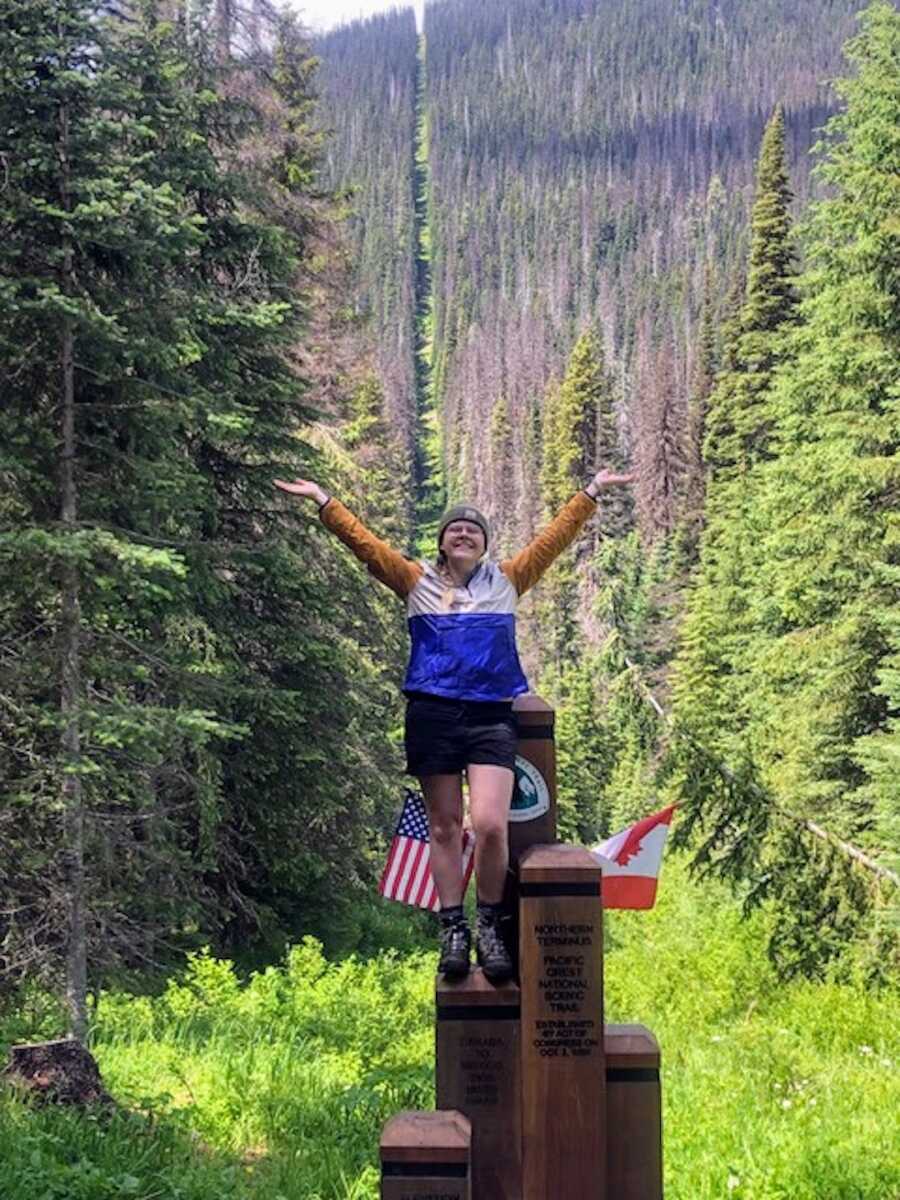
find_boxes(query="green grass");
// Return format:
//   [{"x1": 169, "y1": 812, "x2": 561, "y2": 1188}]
[{"x1": 1, "y1": 860, "x2": 897, "y2": 1199}]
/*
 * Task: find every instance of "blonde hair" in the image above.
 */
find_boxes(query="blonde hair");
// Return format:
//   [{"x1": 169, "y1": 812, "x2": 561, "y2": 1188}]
[{"x1": 435, "y1": 552, "x2": 455, "y2": 611}]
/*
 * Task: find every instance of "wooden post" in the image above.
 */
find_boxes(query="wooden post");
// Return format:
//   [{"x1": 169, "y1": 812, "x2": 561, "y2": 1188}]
[
  {"x1": 519, "y1": 845, "x2": 605, "y2": 1200},
  {"x1": 605, "y1": 1025, "x2": 663, "y2": 1200},
  {"x1": 435, "y1": 970, "x2": 522, "y2": 1200},
  {"x1": 503, "y1": 693, "x2": 559, "y2": 972},
  {"x1": 509, "y1": 694, "x2": 557, "y2": 865},
  {"x1": 380, "y1": 1111, "x2": 471, "y2": 1200}
]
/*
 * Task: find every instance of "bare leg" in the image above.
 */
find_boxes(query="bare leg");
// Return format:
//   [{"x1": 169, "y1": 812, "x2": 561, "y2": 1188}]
[
  {"x1": 467, "y1": 763, "x2": 515, "y2": 904},
  {"x1": 419, "y1": 774, "x2": 465, "y2": 907}
]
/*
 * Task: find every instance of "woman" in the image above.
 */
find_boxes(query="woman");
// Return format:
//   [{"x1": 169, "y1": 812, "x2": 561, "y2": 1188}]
[{"x1": 273, "y1": 469, "x2": 633, "y2": 982}]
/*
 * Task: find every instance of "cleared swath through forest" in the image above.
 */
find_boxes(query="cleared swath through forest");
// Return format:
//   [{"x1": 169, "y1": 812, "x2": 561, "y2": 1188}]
[{"x1": 412, "y1": 32, "x2": 446, "y2": 545}]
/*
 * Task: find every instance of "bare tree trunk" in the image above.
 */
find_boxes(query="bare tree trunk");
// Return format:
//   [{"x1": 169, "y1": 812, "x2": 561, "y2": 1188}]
[
  {"x1": 58, "y1": 94, "x2": 87, "y2": 1045},
  {"x1": 216, "y1": 0, "x2": 231, "y2": 63}
]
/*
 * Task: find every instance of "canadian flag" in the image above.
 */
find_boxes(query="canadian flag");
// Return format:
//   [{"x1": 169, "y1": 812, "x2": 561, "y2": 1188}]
[{"x1": 591, "y1": 805, "x2": 676, "y2": 910}]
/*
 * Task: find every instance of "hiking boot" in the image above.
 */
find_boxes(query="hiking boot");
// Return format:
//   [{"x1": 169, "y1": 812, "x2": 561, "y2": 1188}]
[
  {"x1": 438, "y1": 918, "x2": 471, "y2": 979},
  {"x1": 475, "y1": 908, "x2": 514, "y2": 983}
]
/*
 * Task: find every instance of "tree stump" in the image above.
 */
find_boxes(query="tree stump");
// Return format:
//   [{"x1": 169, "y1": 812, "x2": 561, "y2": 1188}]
[{"x1": 3, "y1": 1039, "x2": 113, "y2": 1106}]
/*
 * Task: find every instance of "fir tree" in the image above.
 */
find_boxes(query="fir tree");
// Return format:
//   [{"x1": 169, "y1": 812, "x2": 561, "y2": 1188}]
[
  {"x1": 537, "y1": 329, "x2": 611, "y2": 674},
  {"x1": 703, "y1": 105, "x2": 798, "y2": 476},
  {"x1": 672, "y1": 5, "x2": 900, "y2": 976},
  {"x1": 0, "y1": 0, "x2": 402, "y2": 1030}
]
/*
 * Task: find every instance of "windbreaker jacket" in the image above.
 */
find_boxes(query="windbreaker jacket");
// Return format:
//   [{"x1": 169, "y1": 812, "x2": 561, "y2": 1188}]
[{"x1": 319, "y1": 492, "x2": 597, "y2": 701}]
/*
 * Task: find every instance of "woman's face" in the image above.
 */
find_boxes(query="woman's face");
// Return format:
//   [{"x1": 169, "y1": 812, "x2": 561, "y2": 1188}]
[{"x1": 441, "y1": 520, "x2": 486, "y2": 565}]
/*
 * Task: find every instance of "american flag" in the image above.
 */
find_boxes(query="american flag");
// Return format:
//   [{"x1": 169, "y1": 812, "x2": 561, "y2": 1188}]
[{"x1": 379, "y1": 789, "x2": 476, "y2": 912}]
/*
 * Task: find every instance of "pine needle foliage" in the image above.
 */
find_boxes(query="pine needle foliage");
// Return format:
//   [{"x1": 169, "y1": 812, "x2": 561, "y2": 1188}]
[
  {"x1": 670, "y1": 2, "x2": 900, "y2": 979},
  {"x1": 0, "y1": 0, "x2": 402, "y2": 1026}
]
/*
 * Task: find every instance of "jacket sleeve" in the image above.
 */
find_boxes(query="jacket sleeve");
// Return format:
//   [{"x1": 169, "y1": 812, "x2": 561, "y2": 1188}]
[
  {"x1": 319, "y1": 498, "x2": 423, "y2": 599},
  {"x1": 500, "y1": 491, "x2": 597, "y2": 596}
]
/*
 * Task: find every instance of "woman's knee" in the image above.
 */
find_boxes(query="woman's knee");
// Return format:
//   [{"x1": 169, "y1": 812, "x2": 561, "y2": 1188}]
[
  {"x1": 430, "y1": 813, "x2": 463, "y2": 846},
  {"x1": 471, "y1": 813, "x2": 506, "y2": 846}
]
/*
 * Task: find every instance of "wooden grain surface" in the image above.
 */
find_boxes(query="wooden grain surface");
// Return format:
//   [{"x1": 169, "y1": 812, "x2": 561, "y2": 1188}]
[
  {"x1": 436, "y1": 968, "x2": 520, "y2": 1008},
  {"x1": 605, "y1": 1023, "x2": 660, "y2": 1069},
  {"x1": 518, "y1": 842, "x2": 604, "y2": 884},
  {"x1": 380, "y1": 1110, "x2": 471, "y2": 1164},
  {"x1": 381, "y1": 1175, "x2": 469, "y2": 1200},
  {"x1": 605, "y1": 1025, "x2": 662, "y2": 1200},
  {"x1": 519, "y1": 857, "x2": 605, "y2": 1200},
  {"x1": 508, "y1": 694, "x2": 557, "y2": 864},
  {"x1": 436, "y1": 970, "x2": 522, "y2": 1200}
]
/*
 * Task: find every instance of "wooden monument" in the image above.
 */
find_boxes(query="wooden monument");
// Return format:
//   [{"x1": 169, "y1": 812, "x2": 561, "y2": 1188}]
[{"x1": 381, "y1": 694, "x2": 663, "y2": 1200}]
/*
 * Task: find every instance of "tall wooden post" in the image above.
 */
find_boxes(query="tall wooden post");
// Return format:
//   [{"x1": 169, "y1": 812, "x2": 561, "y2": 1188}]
[
  {"x1": 519, "y1": 845, "x2": 606, "y2": 1200},
  {"x1": 434, "y1": 694, "x2": 552, "y2": 1197},
  {"x1": 385, "y1": 693, "x2": 665, "y2": 1200},
  {"x1": 502, "y1": 694, "x2": 559, "y2": 973},
  {"x1": 509, "y1": 694, "x2": 557, "y2": 864}
]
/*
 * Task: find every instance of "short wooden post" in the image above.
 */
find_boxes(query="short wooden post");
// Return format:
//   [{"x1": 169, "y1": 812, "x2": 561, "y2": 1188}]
[
  {"x1": 519, "y1": 844, "x2": 606, "y2": 1200},
  {"x1": 436, "y1": 970, "x2": 522, "y2": 1200},
  {"x1": 380, "y1": 1111, "x2": 471, "y2": 1200},
  {"x1": 605, "y1": 1024, "x2": 663, "y2": 1199}
]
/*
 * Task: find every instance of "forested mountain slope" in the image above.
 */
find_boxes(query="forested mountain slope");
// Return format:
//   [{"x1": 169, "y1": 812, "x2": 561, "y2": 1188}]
[
  {"x1": 426, "y1": 0, "x2": 856, "y2": 541},
  {"x1": 318, "y1": 0, "x2": 859, "y2": 549},
  {"x1": 315, "y1": 0, "x2": 900, "y2": 978},
  {"x1": 316, "y1": 11, "x2": 420, "y2": 541}
]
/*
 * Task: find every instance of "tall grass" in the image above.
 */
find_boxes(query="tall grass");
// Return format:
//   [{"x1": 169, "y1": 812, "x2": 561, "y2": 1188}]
[{"x1": 1, "y1": 859, "x2": 897, "y2": 1199}]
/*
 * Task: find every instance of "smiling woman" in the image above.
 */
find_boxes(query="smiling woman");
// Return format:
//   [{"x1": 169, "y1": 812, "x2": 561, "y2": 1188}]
[{"x1": 273, "y1": 469, "x2": 633, "y2": 982}]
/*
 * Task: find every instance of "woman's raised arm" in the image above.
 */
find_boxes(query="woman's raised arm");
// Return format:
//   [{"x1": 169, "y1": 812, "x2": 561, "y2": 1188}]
[
  {"x1": 500, "y1": 468, "x2": 634, "y2": 596},
  {"x1": 274, "y1": 479, "x2": 423, "y2": 599}
]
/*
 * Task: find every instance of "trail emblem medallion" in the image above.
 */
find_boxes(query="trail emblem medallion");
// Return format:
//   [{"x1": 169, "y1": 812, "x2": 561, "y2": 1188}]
[{"x1": 509, "y1": 756, "x2": 550, "y2": 822}]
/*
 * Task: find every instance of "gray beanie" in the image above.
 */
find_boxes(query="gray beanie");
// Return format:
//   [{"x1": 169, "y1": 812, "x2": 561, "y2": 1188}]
[{"x1": 438, "y1": 504, "x2": 490, "y2": 550}]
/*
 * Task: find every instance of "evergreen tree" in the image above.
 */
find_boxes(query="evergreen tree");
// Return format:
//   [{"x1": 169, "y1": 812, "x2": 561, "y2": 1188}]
[
  {"x1": 704, "y1": 105, "x2": 798, "y2": 476},
  {"x1": 0, "y1": 0, "x2": 402, "y2": 1031},
  {"x1": 671, "y1": 4, "x2": 900, "y2": 976},
  {"x1": 539, "y1": 330, "x2": 605, "y2": 513},
  {"x1": 489, "y1": 395, "x2": 515, "y2": 556},
  {"x1": 537, "y1": 330, "x2": 611, "y2": 674},
  {"x1": 673, "y1": 105, "x2": 799, "y2": 755},
  {"x1": 678, "y1": 264, "x2": 717, "y2": 561},
  {"x1": 747, "y1": 0, "x2": 900, "y2": 831}
]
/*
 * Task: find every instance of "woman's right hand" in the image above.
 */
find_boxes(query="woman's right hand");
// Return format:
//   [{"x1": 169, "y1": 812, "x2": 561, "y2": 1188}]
[{"x1": 273, "y1": 478, "x2": 329, "y2": 506}]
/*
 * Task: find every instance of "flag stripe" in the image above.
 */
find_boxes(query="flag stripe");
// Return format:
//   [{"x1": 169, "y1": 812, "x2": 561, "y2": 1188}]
[
  {"x1": 602, "y1": 875, "x2": 659, "y2": 910},
  {"x1": 386, "y1": 837, "x2": 414, "y2": 897},
  {"x1": 398, "y1": 842, "x2": 423, "y2": 901},
  {"x1": 379, "y1": 790, "x2": 478, "y2": 913}
]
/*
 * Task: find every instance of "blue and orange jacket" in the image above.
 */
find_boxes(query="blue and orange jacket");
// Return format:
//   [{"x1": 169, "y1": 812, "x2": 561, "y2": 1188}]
[{"x1": 320, "y1": 492, "x2": 597, "y2": 701}]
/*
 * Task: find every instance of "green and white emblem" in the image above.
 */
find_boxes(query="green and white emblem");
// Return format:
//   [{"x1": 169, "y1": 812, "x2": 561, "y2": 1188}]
[{"x1": 509, "y1": 755, "x2": 550, "y2": 822}]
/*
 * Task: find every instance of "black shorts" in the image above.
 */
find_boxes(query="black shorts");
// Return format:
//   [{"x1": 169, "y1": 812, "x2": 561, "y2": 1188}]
[{"x1": 404, "y1": 692, "x2": 517, "y2": 777}]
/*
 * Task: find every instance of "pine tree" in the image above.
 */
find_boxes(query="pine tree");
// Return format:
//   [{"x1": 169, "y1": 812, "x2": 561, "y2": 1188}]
[
  {"x1": 673, "y1": 105, "x2": 800, "y2": 755},
  {"x1": 747, "y1": 0, "x2": 900, "y2": 830},
  {"x1": 0, "y1": 0, "x2": 403, "y2": 1028},
  {"x1": 489, "y1": 395, "x2": 515, "y2": 555},
  {"x1": 678, "y1": 264, "x2": 717, "y2": 561},
  {"x1": 539, "y1": 330, "x2": 605, "y2": 514}
]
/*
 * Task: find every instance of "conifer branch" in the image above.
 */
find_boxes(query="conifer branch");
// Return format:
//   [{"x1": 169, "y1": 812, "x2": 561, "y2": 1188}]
[{"x1": 623, "y1": 657, "x2": 900, "y2": 890}]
